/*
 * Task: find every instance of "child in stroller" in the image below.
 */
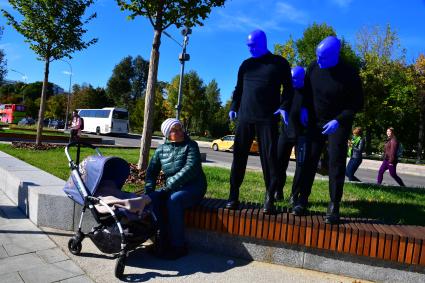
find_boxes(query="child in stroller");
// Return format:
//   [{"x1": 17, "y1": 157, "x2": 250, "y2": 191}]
[{"x1": 63, "y1": 142, "x2": 156, "y2": 279}]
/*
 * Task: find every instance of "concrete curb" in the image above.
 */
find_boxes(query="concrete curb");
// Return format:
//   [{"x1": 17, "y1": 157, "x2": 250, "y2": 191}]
[{"x1": 0, "y1": 150, "x2": 424, "y2": 282}]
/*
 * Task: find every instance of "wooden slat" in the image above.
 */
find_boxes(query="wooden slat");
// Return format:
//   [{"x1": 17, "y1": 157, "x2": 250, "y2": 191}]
[
  {"x1": 280, "y1": 212, "x2": 289, "y2": 242},
  {"x1": 267, "y1": 214, "x2": 276, "y2": 241},
  {"x1": 292, "y1": 216, "x2": 301, "y2": 245},
  {"x1": 348, "y1": 221, "x2": 359, "y2": 255},
  {"x1": 256, "y1": 211, "x2": 264, "y2": 239},
  {"x1": 305, "y1": 215, "x2": 313, "y2": 247},
  {"x1": 299, "y1": 216, "x2": 307, "y2": 246},
  {"x1": 239, "y1": 208, "x2": 248, "y2": 236},
  {"x1": 372, "y1": 224, "x2": 387, "y2": 260},
  {"x1": 274, "y1": 213, "x2": 283, "y2": 241},
  {"x1": 323, "y1": 222, "x2": 332, "y2": 250},
  {"x1": 250, "y1": 208, "x2": 260, "y2": 238},
  {"x1": 343, "y1": 219, "x2": 352, "y2": 253},
  {"x1": 311, "y1": 215, "x2": 321, "y2": 249},
  {"x1": 286, "y1": 213, "x2": 295, "y2": 244},
  {"x1": 352, "y1": 222, "x2": 365, "y2": 256},
  {"x1": 337, "y1": 219, "x2": 346, "y2": 253}
]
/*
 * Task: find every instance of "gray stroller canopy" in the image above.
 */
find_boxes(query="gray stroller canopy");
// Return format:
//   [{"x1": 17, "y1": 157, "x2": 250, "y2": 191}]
[{"x1": 64, "y1": 155, "x2": 130, "y2": 205}]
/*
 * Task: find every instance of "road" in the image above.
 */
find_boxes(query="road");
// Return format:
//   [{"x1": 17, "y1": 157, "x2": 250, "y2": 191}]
[{"x1": 93, "y1": 133, "x2": 425, "y2": 188}]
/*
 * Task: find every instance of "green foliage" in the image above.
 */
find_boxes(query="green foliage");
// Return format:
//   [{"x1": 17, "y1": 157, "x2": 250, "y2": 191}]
[
  {"x1": 116, "y1": 0, "x2": 226, "y2": 30},
  {"x1": 1, "y1": 0, "x2": 97, "y2": 61},
  {"x1": 71, "y1": 84, "x2": 111, "y2": 110},
  {"x1": 355, "y1": 24, "x2": 418, "y2": 154},
  {"x1": 296, "y1": 22, "x2": 336, "y2": 66},
  {"x1": 45, "y1": 94, "x2": 67, "y2": 119},
  {"x1": 274, "y1": 35, "x2": 297, "y2": 66},
  {"x1": 22, "y1": 81, "x2": 54, "y2": 100},
  {"x1": 106, "y1": 55, "x2": 149, "y2": 109}
]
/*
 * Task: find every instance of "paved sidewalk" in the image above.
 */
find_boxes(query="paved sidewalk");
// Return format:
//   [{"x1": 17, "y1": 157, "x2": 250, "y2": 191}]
[
  {"x1": 0, "y1": 190, "x2": 368, "y2": 283},
  {"x1": 0, "y1": 190, "x2": 93, "y2": 283}
]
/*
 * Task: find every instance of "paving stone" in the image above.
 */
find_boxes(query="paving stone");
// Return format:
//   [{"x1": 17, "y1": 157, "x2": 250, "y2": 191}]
[
  {"x1": 3, "y1": 239, "x2": 56, "y2": 256},
  {"x1": 60, "y1": 275, "x2": 94, "y2": 283},
  {"x1": 0, "y1": 245, "x2": 8, "y2": 259},
  {"x1": 37, "y1": 248, "x2": 69, "y2": 263},
  {"x1": 0, "y1": 253, "x2": 45, "y2": 275},
  {"x1": 19, "y1": 260, "x2": 85, "y2": 283},
  {"x1": 0, "y1": 272, "x2": 24, "y2": 283}
]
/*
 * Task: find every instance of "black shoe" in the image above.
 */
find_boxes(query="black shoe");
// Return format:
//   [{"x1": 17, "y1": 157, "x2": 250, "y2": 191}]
[
  {"x1": 292, "y1": 204, "x2": 307, "y2": 216},
  {"x1": 325, "y1": 202, "x2": 340, "y2": 224},
  {"x1": 274, "y1": 190, "x2": 284, "y2": 201},
  {"x1": 158, "y1": 246, "x2": 188, "y2": 260},
  {"x1": 288, "y1": 194, "x2": 298, "y2": 207},
  {"x1": 225, "y1": 200, "x2": 240, "y2": 210},
  {"x1": 263, "y1": 193, "x2": 276, "y2": 214}
]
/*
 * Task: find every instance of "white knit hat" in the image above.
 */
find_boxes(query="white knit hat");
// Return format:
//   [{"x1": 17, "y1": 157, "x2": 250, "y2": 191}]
[{"x1": 161, "y1": 118, "x2": 181, "y2": 138}]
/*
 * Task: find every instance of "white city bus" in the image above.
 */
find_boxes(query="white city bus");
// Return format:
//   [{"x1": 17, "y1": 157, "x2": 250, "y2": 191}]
[{"x1": 78, "y1": 107, "x2": 129, "y2": 135}]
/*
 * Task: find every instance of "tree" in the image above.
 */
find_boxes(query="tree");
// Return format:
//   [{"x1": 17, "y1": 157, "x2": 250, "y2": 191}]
[
  {"x1": 414, "y1": 54, "x2": 425, "y2": 162},
  {"x1": 293, "y1": 22, "x2": 360, "y2": 68},
  {"x1": 2, "y1": 0, "x2": 97, "y2": 145},
  {"x1": 274, "y1": 35, "x2": 297, "y2": 66},
  {"x1": 355, "y1": 24, "x2": 416, "y2": 155},
  {"x1": 71, "y1": 84, "x2": 109, "y2": 111},
  {"x1": 116, "y1": 0, "x2": 226, "y2": 170},
  {"x1": 167, "y1": 70, "x2": 205, "y2": 134},
  {"x1": 106, "y1": 56, "x2": 133, "y2": 108},
  {"x1": 45, "y1": 94, "x2": 67, "y2": 119},
  {"x1": 0, "y1": 27, "x2": 7, "y2": 84},
  {"x1": 106, "y1": 55, "x2": 149, "y2": 110}
]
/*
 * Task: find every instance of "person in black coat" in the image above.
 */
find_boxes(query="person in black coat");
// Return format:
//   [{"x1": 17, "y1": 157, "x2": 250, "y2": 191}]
[
  {"x1": 226, "y1": 29, "x2": 293, "y2": 214},
  {"x1": 293, "y1": 36, "x2": 364, "y2": 224}
]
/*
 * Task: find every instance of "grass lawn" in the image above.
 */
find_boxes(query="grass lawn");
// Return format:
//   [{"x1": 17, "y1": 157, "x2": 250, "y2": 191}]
[
  {"x1": 0, "y1": 128, "x2": 68, "y2": 136},
  {"x1": 0, "y1": 144, "x2": 424, "y2": 226}
]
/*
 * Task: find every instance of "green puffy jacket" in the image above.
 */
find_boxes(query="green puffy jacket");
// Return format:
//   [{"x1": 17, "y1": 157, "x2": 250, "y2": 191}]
[{"x1": 144, "y1": 136, "x2": 207, "y2": 194}]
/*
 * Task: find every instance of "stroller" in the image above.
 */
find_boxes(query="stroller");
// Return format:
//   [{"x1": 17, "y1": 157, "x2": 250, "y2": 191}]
[{"x1": 63, "y1": 142, "x2": 158, "y2": 278}]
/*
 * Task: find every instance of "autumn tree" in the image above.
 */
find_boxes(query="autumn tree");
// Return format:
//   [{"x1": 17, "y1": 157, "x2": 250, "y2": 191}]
[
  {"x1": 2, "y1": 0, "x2": 97, "y2": 145},
  {"x1": 116, "y1": 0, "x2": 226, "y2": 169}
]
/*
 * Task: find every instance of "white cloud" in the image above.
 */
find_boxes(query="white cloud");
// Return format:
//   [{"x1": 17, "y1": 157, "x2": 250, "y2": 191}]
[
  {"x1": 330, "y1": 0, "x2": 353, "y2": 8},
  {"x1": 276, "y1": 2, "x2": 309, "y2": 25},
  {"x1": 213, "y1": 1, "x2": 308, "y2": 33},
  {"x1": 62, "y1": 70, "x2": 73, "y2": 75}
]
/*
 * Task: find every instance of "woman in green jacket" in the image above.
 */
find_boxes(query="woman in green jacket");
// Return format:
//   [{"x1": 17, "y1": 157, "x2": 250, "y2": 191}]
[{"x1": 145, "y1": 118, "x2": 207, "y2": 260}]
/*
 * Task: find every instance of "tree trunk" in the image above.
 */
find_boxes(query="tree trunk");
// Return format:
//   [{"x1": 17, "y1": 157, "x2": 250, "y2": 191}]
[
  {"x1": 138, "y1": 29, "x2": 162, "y2": 170},
  {"x1": 35, "y1": 58, "x2": 50, "y2": 145},
  {"x1": 417, "y1": 90, "x2": 425, "y2": 163}
]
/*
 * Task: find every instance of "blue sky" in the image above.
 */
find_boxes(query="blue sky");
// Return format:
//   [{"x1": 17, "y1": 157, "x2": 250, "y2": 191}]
[{"x1": 1, "y1": 0, "x2": 425, "y2": 105}]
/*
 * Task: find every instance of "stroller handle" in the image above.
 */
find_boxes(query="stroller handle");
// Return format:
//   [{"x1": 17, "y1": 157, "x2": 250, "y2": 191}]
[{"x1": 65, "y1": 141, "x2": 102, "y2": 165}]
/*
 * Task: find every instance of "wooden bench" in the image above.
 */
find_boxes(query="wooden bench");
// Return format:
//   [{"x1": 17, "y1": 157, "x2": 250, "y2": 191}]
[{"x1": 185, "y1": 198, "x2": 425, "y2": 267}]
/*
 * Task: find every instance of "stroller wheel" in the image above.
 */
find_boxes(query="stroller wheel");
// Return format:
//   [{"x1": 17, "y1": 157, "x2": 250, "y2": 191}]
[
  {"x1": 114, "y1": 255, "x2": 126, "y2": 279},
  {"x1": 68, "y1": 238, "x2": 82, "y2": 255}
]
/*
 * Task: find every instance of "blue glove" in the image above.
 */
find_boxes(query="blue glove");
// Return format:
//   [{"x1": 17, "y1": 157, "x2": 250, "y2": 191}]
[
  {"x1": 300, "y1": 107, "x2": 308, "y2": 127},
  {"x1": 229, "y1": 111, "x2": 237, "y2": 121},
  {"x1": 274, "y1": 109, "x2": 288, "y2": 125},
  {"x1": 322, "y1": 120, "x2": 339, "y2": 135}
]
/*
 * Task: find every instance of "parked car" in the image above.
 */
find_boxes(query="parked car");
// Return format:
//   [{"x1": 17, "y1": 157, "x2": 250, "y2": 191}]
[
  {"x1": 17, "y1": 117, "x2": 35, "y2": 126},
  {"x1": 48, "y1": 119, "x2": 65, "y2": 129},
  {"x1": 211, "y1": 135, "x2": 259, "y2": 154}
]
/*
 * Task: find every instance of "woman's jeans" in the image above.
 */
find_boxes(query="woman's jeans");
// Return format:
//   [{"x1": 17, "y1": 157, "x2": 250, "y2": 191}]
[
  {"x1": 377, "y1": 159, "x2": 405, "y2": 186},
  {"x1": 345, "y1": 158, "x2": 362, "y2": 181},
  {"x1": 149, "y1": 183, "x2": 206, "y2": 248}
]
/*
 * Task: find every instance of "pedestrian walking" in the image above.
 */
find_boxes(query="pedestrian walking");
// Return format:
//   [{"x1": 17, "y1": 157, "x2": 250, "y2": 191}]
[
  {"x1": 377, "y1": 127, "x2": 405, "y2": 186},
  {"x1": 346, "y1": 127, "x2": 365, "y2": 182}
]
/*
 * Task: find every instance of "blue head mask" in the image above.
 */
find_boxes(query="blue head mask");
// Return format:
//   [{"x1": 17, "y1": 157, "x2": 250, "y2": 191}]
[
  {"x1": 316, "y1": 36, "x2": 341, "y2": 69},
  {"x1": 247, "y1": 29, "x2": 269, "y2": 58},
  {"x1": 291, "y1": 66, "x2": 305, "y2": 89}
]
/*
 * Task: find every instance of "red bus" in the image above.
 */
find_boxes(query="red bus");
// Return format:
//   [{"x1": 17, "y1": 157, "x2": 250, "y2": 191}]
[{"x1": 0, "y1": 104, "x2": 26, "y2": 124}]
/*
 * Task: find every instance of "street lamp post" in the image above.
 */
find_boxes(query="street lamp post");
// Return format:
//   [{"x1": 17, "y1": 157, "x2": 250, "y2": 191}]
[
  {"x1": 10, "y1": 68, "x2": 27, "y2": 103},
  {"x1": 163, "y1": 27, "x2": 192, "y2": 120},
  {"x1": 60, "y1": 59, "x2": 72, "y2": 130}
]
